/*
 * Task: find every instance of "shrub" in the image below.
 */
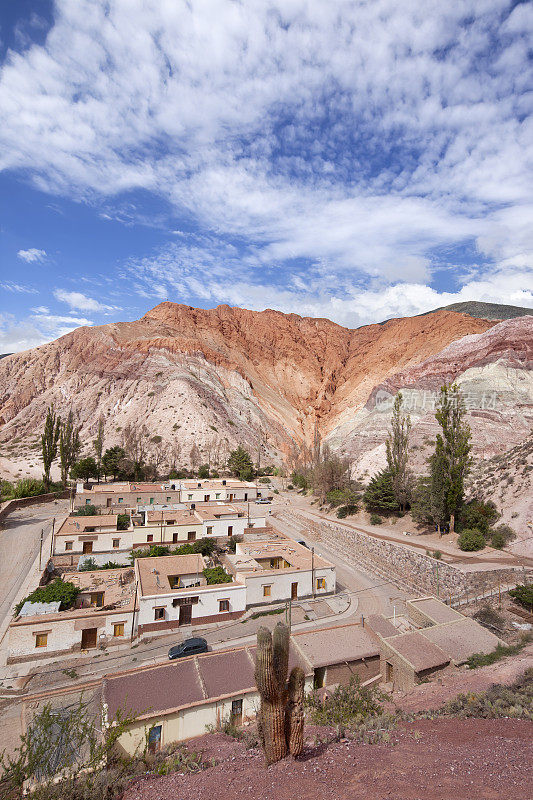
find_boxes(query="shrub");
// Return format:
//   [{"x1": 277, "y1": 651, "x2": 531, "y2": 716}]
[
  {"x1": 458, "y1": 499, "x2": 499, "y2": 535},
  {"x1": 287, "y1": 484, "x2": 294, "y2": 490},
  {"x1": 74, "y1": 505, "x2": 97, "y2": 516},
  {"x1": 465, "y1": 633, "x2": 532, "y2": 669},
  {"x1": 259, "y1": 477, "x2": 270, "y2": 484},
  {"x1": 434, "y1": 667, "x2": 532, "y2": 719},
  {"x1": 12, "y1": 478, "x2": 48, "y2": 498},
  {"x1": 273, "y1": 489, "x2": 279, "y2": 494},
  {"x1": 172, "y1": 537, "x2": 217, "y2": 557},
  {"x1": 117, "y1": 513, "x2": 130, "y2": 530},
  {"x1": 457, "y1": 528, "x2": 486, "y2": 551},
  {"x1": 336, "y1": 504, "x2": 358, "y2": 518},
  {"x1": 305, "y1": 676, "x2": 390, "y2": 733},
  {"x1": 492, "y1": 523, "x2": 516, "y2": 545},
  {"x1": 432, "y1": 549, "x2": 442, "y2": 560},
  {"x1": 509, "y1": 584, "x2": 533, "y2": 611},
  {"x1": 130, "y1": 544, "x2": 171, "y2": 562},
  {"x1": 369, "y1": 513, "x2": 383, "y2": 525},
  {"x1": 203, "y1": 566, "x2": 232, "y2": 585},
  {"x1": 491, "y1": 531, "x2": 505, "y2": 549},
  {"x1": 15, "y1": 578, "x2": 80, "y2": 616}
]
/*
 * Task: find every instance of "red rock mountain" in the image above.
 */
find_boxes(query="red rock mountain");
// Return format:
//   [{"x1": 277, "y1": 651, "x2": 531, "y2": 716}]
[{"x1": 0, "y1": 303, "x2": 530, "y2": 477}]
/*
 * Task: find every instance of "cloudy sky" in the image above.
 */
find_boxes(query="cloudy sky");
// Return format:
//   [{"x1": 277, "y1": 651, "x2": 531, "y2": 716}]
[{"x1": 0, "y1": 0, "x2": 532, "y2": 352}]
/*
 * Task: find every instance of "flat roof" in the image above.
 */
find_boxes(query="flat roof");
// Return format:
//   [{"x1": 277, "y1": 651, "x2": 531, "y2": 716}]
[
  {"x1": 227, "y1": 540, "x2": 332, "y2": 574},
  {"x1": 386, "y1": 631, "x2": 450, "y2": 672},
  {"x1": 193, "y1": 505, "x2": 245, "y2": 520},
  {"x1": 145, "y1": 509, "x2": 201, "y2": 525},
  {"x1": 58, "y1": 515, "x2": 119, "y2": 534},
  {"x1": 365, "y1": 614, "x2": 400, "y2": 639},
  {"x1": 420, "y1": 618, "x2": 503, "y2": 665},
  {"x1": 136, "y1": 554, "x2": 206, "y2": 596},
  {"x1": 292, "y1": 624, "x2": 378, "y2": 668},
  {"x1": 408, "y1": 597, "x2": 464, "y2": 625}
]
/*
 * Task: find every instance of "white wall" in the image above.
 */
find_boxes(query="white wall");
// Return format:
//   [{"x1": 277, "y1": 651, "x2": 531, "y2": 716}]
[
  {"x1": 137, "y1": 582, "x2": 247, "y2": 629},
  {"x1": 242, "y1": 566, "x2": 335, "y2": 606},
  {"x1": 201, "y1": 513, "x2": 266, "y2": 538},
  {"x1": 8, "y1": 611, "x2": 134, "y2": 660},
  {"x1": 54, "y1": 529, "x2": 134, "y2": 554}
]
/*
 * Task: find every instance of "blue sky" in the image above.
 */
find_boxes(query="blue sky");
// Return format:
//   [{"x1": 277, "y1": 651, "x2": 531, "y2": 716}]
[{"x1": 0, "y1": 0, "x2": 532, "y2": 352}]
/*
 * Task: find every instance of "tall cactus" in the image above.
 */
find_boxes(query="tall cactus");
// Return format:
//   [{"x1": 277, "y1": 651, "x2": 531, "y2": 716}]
[{"x1": 255, "y1": 622, "x2": 305, "y2": 765}]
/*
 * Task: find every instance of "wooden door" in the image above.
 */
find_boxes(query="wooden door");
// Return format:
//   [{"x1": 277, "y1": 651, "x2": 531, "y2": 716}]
[
  {"x1": 231, "y1": 699, "x2": 243, "y2": 726},
  {"x1": 179, "y1": 604, "x2": 192, "y2": 625},
  {"x1": 291, "y1": 582, "x2": 298, "y2": 600},
  {"x1": 81, "y1": 628, "x2": 97, "y2": 649},
  {"x1": 82, "y1": 541, "x2": 93, "y2": 554}
]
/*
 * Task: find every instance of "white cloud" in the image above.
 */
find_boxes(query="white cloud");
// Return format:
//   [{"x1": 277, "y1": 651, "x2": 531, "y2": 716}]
[
  {"x1": 30, "y1": 305, "x2": 50, "y2": 313},
  {"x1": 0, "y1": 311, "x2": 93, "y2": 353},
  {"x1": 0, "y1": 2, "x2": 531, "y2": 312},
  {"x1": 53, "y1": 289, "x2": 117, "y2": 313},
  {"x1": 17, "y1": 248, "x2": 47, "y2": 263},
  {"x1": 0, "y1": 281, "x2": 38, "y2": 294}
]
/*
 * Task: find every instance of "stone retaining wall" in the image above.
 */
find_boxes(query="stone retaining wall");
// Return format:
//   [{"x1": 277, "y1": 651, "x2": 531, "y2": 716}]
[
  {"x1": 276, "y1": 511, "x2": 532, "y2": 602},
  {"x1": 0, "y1": 491, "x2": 70, "y2": 526}
]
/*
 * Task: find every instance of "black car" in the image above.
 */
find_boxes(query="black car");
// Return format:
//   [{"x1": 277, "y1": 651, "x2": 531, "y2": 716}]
[{"x1": 168, "y1": 637, "x2": 208, "y2": 660}]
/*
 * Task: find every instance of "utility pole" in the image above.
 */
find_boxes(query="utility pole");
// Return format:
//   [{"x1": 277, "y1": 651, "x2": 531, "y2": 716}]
[
  {"x1": 435, "y1": 562, "x2": 439, "y2": 598},
  {"x1": 311, "y1": 547, "x2": 315, "y2": 598},
  {"x1": 49, "y1": 518, "x2": 56, "y2": 557},
  {"x1": 39, "y1": 529, "x2": 44, "y2": 570}
]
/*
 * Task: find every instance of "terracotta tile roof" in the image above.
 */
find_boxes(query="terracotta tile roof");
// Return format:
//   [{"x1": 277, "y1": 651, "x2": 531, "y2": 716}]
[
  {"x1": 386, "y1": 631, "x2": 450, "y2": 672},
  {"x1": 420, "y1": 617, "x2": 504, "y2": 664},
  {"x1": 136, "y1": 554, "x2": 206, "y2": 596},
  {"x1": 292, "y1": 624, "x2": 378, "y2": 668}
]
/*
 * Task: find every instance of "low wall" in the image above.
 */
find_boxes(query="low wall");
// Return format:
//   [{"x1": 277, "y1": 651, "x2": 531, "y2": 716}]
[
  {"x1": 277, "y1": 511, "x2": 532, "y2": 603},
  {"x1": 0, "y1": 490, "x2": 70, "y2": 525}
]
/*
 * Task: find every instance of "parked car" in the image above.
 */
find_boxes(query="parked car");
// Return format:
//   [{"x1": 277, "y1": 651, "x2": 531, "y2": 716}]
[
  {"x1": 168, "y1": 637, "x2": 208, "y2": 660},
  {"x1": 255, "y1": 498, "x2": 272, "y2": 504}
]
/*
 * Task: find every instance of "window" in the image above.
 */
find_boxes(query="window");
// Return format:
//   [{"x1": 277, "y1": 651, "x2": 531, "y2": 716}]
[
  {"x1": 118, "y1": 497, "x2": 123, "y2": 503},
  {"x1": 263, "y1": 585, "x2": 272, "y2": 597},
  {"x1": 215, "y1": 493, "x2": 220, "y2": 499},
  {"x1": 147, "y1": 534, "x2": 154, "y2": 543},
  {"x1": 316, "y1": 577, "x2": 326, "y2": 591},
  {"x1": 169, "y1": 576, "x2": 181, "y2": 589},
  {"x1": 35, "y1": 633, "x2": 48, "y2": 648},
  {"x1": 154, "y1": 607, "x2": 165, "y2": 620},
  {"x1": 137, "y1": 497, "x2": 141, "y2": 503},
  {"x1": 113, "y1": 623, "x2": 124, "y2": 637},
  {"x1": 206, "y1": 526, "x2": 213, "y2": 535},
  {"x1": 166, "y1": 496, "x2": 171, "y2": 502},
  {"x1": 150, "y1": 497, "x2": 154, "y2": 504},
  {"x1": 187, "y1": 494, "x2": 193, "y2": 500},
  {"x1": 187, "y1": 531, "x2": 196, "y2": 541},
  {"x1": 112, "y1": 538, "x2": 120, "y2": 549},
  {"x1": 85, "y1": 499, "x2": 91, "y2": 505},
  {"x1": 147, "y1": 725, "x2": 162, "y2": 753},
  {"x1": 65, "y1": 541, "x2": 73, "y2": 551},
  {"x1": 90, "y1": 592, "x2": 104, "y2": 607},
  {"x1": 219, "y1": 599, "x2": 230, "y2": 612}
]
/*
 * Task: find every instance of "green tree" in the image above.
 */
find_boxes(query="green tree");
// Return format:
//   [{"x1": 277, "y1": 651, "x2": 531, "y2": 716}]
[
  {"x1": 363, "y1": 470, "x2": 399, "y2": 514},
  {"x1": 70, "y1": 457, "x2": 98, "y2": 482},
  {"x1": 203, "y1": 566, "x2": 232, "y2": 584},
  {"x1": 385, "y1": 392, "x2": 412, "y2": 511},
  {"x1": 15, "y1": 578, "x2": 80, "y2": 615},
  {"x1": 197, "y1": 463, "x2": 210, "y2": 479},
  {"x1": 102, "y1": 445, "x2": 126, "y2": 480},
  {"x1": 457, "y1": 528, "x2": 485, "y2": 551},
  {"x1": 431, "y1": 383, "x2": 472, "y2": 533},
  {"x1": 41, "y1": 405, "x2": 60, "y2": 491},
  {"x1": 74, "y1": 504, "x2": 97, "y2": 516},
  {"x1": 227, "y1": 445, "x2": 254, "y2": 477},
  {"x1": 117, "y1": 513, "x2": 130, "y2": 530},
  {"x1": 59, "y1": 410, "x2": 81, "y2": 487},
  {"x1": 93, "y1": 413, "x2": 105, "y2": 482}
]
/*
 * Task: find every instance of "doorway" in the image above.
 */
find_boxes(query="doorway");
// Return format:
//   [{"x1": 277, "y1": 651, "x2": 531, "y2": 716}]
[
  {"x1": 231, "y1": 699, "x2": 243, "y2": 726},
  {"x1": 81, "y1": 628, "x2": 97, "y2": 649},
  {"x1": 385, "y1": 661, "x2": 394, "y2": 684},
  {"x1": 291, "y1": 582, "x2": 298, "y2": 600},
  {"x1": 179, "y1": 604, "x2": 192, "y2": 626},
  {"x1": 82, "y1": 541, "x2": 93, "y2": 554}
]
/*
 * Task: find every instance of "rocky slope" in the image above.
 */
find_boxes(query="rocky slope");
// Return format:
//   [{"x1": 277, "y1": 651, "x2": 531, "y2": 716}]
[{"x1": 0, "y1": 302, "x2": 531, "y2": 484}]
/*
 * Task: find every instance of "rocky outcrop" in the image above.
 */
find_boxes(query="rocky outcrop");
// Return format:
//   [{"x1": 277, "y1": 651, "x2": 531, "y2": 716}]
[{"x1": 1, "y1": 304, "x2": 531, "y2": 483}]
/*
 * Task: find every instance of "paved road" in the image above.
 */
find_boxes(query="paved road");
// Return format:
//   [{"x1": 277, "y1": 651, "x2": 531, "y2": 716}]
[
  {"x1": 269, "y1": 506, "x2": 407, "y2": 618},
  {"x1": 0, "y1": 501, "x2": 69, "y2": 638}
]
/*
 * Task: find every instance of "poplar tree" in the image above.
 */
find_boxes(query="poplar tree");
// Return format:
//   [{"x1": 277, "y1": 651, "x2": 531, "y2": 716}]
[
  {"x1": 41, "y1": 405, "x2": 60, "y2": 490},
  {"x1": 385, "y1": 392, "x2": 412, "y2": 511},
  {"x1": 93, "y1": 414, "x2": 105, "y2": 483},
  {"x1": 430, "y1": 383, "x2": 472, "y2": 533},
  {"x1": 59, "y1": 410, "x2": 81, "y2": 487}
]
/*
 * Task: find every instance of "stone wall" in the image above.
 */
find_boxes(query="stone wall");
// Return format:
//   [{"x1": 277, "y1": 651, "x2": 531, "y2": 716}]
[
  {"x1": 0, "y1": 490, "x2": 69, "y2": 526},
  {"x1": 277, "y1": 511, "x2": 532, "y2": 603}
]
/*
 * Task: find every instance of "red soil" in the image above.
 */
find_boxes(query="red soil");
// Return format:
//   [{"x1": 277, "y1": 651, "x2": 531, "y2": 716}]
[{"x1": 123, "y1": 718, "x2": 532, "y2": 800}]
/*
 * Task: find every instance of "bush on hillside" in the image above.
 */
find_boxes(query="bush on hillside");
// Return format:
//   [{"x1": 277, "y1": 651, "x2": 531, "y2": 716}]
[
  {"x1": 336, "y1": 504, "x2": 358, "y2": 518},
  {"x1": 509, "y1": 583, "x2": 533, "y2": 611},
  {"x1": 457, "y1": 528, "x2": 486, "y2": 551},
  {"x1": 369, "y1": 513, "x2": 383, "y2": 525},
  {"x1": 458, "y1": 499, "x2": 499, "y2": 535}
]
